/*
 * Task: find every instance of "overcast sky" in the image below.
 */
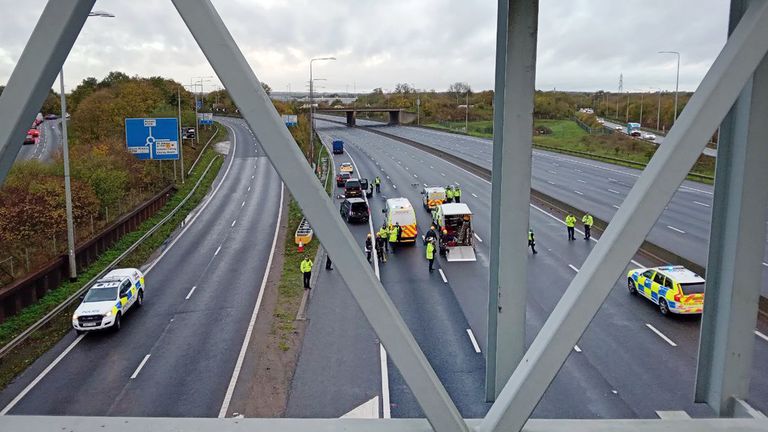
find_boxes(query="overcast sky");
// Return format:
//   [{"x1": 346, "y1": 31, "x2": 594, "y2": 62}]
[{"x1": 0, "y1": 0, "x2": 731, "y2": 94}]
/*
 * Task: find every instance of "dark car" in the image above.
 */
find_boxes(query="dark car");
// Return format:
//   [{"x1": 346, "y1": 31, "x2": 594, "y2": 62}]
[
  {"x1": 336, "y1": 172, "x2": 351, "y2": 187},
  {"x1": 340, "y1": 198, "x2": 369, "y2": 223},
  {"x1": 44, "y1": 114, "x2": 57, "y2": 120},
  {"x1": 344, "y1": 178, "x2": 363, "y2": 198},
  {"x1": 23, "y1": 134, "x2": 35, "y2": 145}
]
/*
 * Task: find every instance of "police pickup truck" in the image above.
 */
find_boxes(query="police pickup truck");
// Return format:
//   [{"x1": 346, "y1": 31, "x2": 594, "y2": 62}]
[{"x1": 72, "y1": 268, "x2": 145, "y2": 333}]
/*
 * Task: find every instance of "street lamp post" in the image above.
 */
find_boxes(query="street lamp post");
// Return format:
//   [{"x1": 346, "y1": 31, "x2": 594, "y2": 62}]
[
  {"x1": 309, "y1": 57, "x2": 335, "y2": 168},
  {"x1": 658, "y1": 51, "x2": 680, "y2": 124},
  {"x1": 625, "y1": 92, "x2": 630, "y2": 123},
  {"x1": 465, "y1": 91, "x2": 469, "y2": 133},
  {"x1": 61, "y1": 10, "x2": 114, "y2": 280},
  {"x1": 639, "y1": 92, "x2": 644, "y2": 126},
  {"x1": 655, "y1": 88, "x2": 662, "y2": 131}
]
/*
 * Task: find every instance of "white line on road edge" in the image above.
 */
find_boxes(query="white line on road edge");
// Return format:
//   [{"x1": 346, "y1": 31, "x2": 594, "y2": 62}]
[
  {"x1": 471, "y1": 193, "x2": 478, "y2": 198},
  {"x1": 218, "y1": 184, "x2": 284, "y2": 418},
  {"x1": 693, "y1": 201, "x2": 710, "y2": 207},
  {"x1": 438, "y1": 269, "x2": 448, "y2": 283},
  {"x1": 756, "y1": 330, "x2": 768, "y2": 343},
  {"x1": 763, "y1": 262, "x2": 768, "y2": 268},
  {"x1": 466, "y1": 329, "x2": 481, "y2": 353},
  {"x1": 573, "y1": 345, "x2": 582, "y2": 353},
  {"x1": 474, "y1": 233, "x2": 483, "y2": 243},
  {"x1": 185, "y1": 286, "x2": 197, "y2": 300},
  {"x1": 574, "y1": 190, "x2": 584, "y2": 195},
  {"x1": 646, "y1": 323, "x2": 677, "y2": 346},
  {"x1": 130, "y1": 354, "x2": 151, "y2": 379},
  {"x1": 667, "y1": 225, "x2": 686, "y2": 234},
  {"x1": 214, "y1": 246, "x2": 222, "y2": 256},
  {"x1": 612, "y1": 204, "x2": 620, "y2": 209},
  {"x1": 0, "y1": 334, "x2": 85, "y2": 415},
  {"x1": 380, "y1": 345, "x2": 391, "y2": 418},
  {"x1": 568, "y1": 264, "x2": 579, "y2": 272}
]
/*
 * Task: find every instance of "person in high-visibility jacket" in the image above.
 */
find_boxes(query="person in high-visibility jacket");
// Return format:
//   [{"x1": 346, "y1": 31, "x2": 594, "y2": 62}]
[
  {"x1": 426, "y1": 238, "x2": 436, "y2": 272},
  {"x1": 565, "y1": 214, "x2": 577, "y2": 241},
  {"x1": 454, "y1": 186, "x2": 462, "y2": 203},
  {"x1": 582, "y1": 213, "x2": 594, "y2": 240},
  {"x1": 388, "y1": 223, "x2": 399, "y2": 254},
  {"x1": 374, "y1": 176, "x2": 381, "y2": 193},
  {"x1": 528, "y1": 229, "x2": 537, "y2": 254},
  {"x1": 445, "y1": 186, "x2": 454, "y2": 203},
  {"x1": 378, "y1": 224, "x2": 389, "y2": 253},
  {"x1": 300, "y1": 257, "x2": 313, "y2": 290}
]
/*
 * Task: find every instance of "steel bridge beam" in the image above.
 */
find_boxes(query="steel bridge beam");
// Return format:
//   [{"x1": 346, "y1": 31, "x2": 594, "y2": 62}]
[
  {"x1": 480, "y1": 1, "x2": 768, "y2": 431},
  {"x1": 486, "y1": 0, "x2": 538, "y2": 401},
  {"x1": 170, "y1": 1, "x2": 468, "y2": 431},
  {"x1": 694, "y1": 0, "x2": 768, "y2": 416},
  {"x1": 0, "y1": 0, "x2": 96, "y2": 185}
]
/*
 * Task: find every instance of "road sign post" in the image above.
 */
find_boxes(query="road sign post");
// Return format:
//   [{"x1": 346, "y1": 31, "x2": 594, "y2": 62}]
[{"x1": 125, "y1": 118, "x2": 180, "y2": 160}]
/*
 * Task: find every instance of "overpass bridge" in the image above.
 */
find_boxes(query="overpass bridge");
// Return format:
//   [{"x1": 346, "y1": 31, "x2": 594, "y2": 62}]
[{"x1": 315, "y1": 107, "x2": 405, "y2": 126}]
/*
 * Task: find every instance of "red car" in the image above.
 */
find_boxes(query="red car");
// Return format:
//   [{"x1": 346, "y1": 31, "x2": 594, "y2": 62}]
[
  {"x1": 336, "y1": 172, "x2": 351, "y2": 187},
  {"x1": 27, "y1": 129, "x2": 40, "y2": 138},
  {"x1": 23, "y1": 135, "x2": 35, "y2": 145}
]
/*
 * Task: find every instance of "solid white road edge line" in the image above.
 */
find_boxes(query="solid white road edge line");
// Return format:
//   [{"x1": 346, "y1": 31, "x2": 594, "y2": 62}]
[
  {"x1": 646, "y1": 323, "x2": 677, "y2": 347},
  {"x1": 667, "y1": 225, "x2": 686, "y2": 234},
  {"x1": 466, "y1": 329, "x2": 481, "y2": 353},
  {"x1": 573, "y1": 345, "x2": 582, "y2": 353},
  {"x1": 693, "y1": 201, "x2": 710, "y2": 207},
  {"x1": 474, "y1": 233, "x2": 483, "y2": 243},
  {"x1": 185, "y1": 286, "x2": 197, "y2": 300},
  {"x1": 574, "y1": 190, "x2": 584, "y2": 195},
  {"x1": 0, "y1": 334, "x2": 85, "y2": 415},
  {"x1": 438, "y1": 269, "x2": 448, "y2": 284},
  {"x1": 755, "y1": 330, "x2": 768, "y2": 343},
  {"x1": 130, "y1": 354, "x2": 151, "y2": 379},
  {"x1": 568, "y1": 264, "x2": 579, "y2": 273},
  {"x1": 218, "y1": 184, "x2": 284, "y2": 418},
  {"x1": 471, "y1": 193, "x2": 478, "y2": 198}
]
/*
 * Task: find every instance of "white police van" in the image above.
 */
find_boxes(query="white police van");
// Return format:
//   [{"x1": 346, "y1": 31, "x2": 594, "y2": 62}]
[{"x1": 72, "y1": 268, "x2": 145, "y2": 334}]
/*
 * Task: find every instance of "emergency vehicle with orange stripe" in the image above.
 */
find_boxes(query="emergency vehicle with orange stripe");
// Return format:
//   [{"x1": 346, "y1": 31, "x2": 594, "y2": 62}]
[
  {"x1": 384, "y1": 197, "x2": 418, "y2": 243},
  {"x1": 627, "y1": 265, "x2": 705, "y2": 315},
  {"x1": 421, "y1": 186, "x2": 446, "y2": 212}
]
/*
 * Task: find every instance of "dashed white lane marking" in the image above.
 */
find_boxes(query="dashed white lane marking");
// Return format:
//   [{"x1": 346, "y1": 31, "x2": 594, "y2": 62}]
[
  {"x1": 573, "y1": 345, "x2": 582, "y2": 353},
  {"x1": 430, "y1": 166, "x2": 434, "y2": 169},
  {"x1": 214, "y1": 246, "x2": 222, "y2": 256},
  {"x1": 608, "y1": 178, "x2": 617, "y2": 182},
  {"x1": 441, "y1": 173, "x2": 446, "y2": 177},
  {"x1": 612, "y1": 204, "x2": 621, "y2": 209},
  {"x1": 231, "y1": 220, "x2": 237, "y2": 227},
  {"x1": 547, "y1": 181, "x2": 556, "y2": 185},
  {"x1": 646, "y1": 323, "x2": 677, "y2": 346},
  {"x1": 466, "y1": 329, "x2": 481, "y2": 353},
  {"x1": 413, "y1": 174, "x2": 418, "y2": 178},
  {"x1": 577, "y1": 179, "x2": 586, "y2": 183},
  {"x1": 471, "y1": 193, "x2": 478, "y2": 198},
  {"x1": 756, "y1": 330, "x2": 768, "y2": 343},
  {"x1": 667, "y1": 225, "x2": 686, "y2": 234},
  {"x1": 423, "y1": 183, "x2": 428, "y2": 187},
  {"x1": 608, "y1": 189, "x2": 620, "y2": 194},
  {"x1": 762, "y1": 262, "x2": 768, "y2": 268},
  {"x1": 251, "y1": 175, "x2": 254, "y2": 179},
  {"x1": 248, "y1": 186, "x2": 251, "y2": 191},
  {"x1": 568, "y1": 264, "x2": 579, "y2": 272},
  {"x1": 386, "y1": 176, "x2": 390, "y2": 179},
  {"x1": 574, "y1": 190, "x2": 584, "y2": 195},
  {"x1": 130, "y1": 354, "x2": 151, "y2": 379},
  {"x1": 392, "y1": 184, "x2": 397, "y2": 189},
  {"x1": 474, "y1": 233, "x2": 483, "y2": 243},
  {"x1": 693, "y1": 201, "x2": 710, "y2": 207},
  {"x1": 438, "y1": 269, "x2": 448, "y2": 283},
  {"x1": 547, "y1": 170, "x2": 556, "y2": 174},
  {"x1": 185, "y1": 286, "x2": 197, "y2": 300},
  {"x1": 241, "y1": 201, "x2": 246, "y2": 207},
  {"x1": 0, "y1": 334, "x2": 85, "y2": 415}
]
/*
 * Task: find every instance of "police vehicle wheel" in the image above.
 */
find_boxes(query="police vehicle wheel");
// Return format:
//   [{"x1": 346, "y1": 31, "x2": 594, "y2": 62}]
[
  {"x1": 627, "y1": 279, "x2": 637, "y2": 295},
  {"x1": 112, "y1": 313, "x2": 122, "y2": 332},
  {"x1": 136, "y1": 290, "x2": 144, "y2": 307},
  {"x1": 658, "y1": 299, "x2": 670, "y2": 316}
]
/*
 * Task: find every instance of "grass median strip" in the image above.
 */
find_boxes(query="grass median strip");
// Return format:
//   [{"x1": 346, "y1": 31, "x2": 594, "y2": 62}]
[{"x1": 0, "y1": 139, "x2": 225, "y2": 391}]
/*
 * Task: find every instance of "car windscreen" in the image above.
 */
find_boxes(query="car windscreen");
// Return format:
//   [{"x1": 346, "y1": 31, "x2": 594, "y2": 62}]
[
  {"x1": 680, "y1": 282, "x2": 705, "y2": 295},
  {"x1": 346, "y1": 180, "x2": 361, "y2": 189},
  {"x1": 350, "y1": 202, "x2": 368, "y2": 212},
  {"x1": 83, "y1": 287, "x2": 118, "y2": 303}
]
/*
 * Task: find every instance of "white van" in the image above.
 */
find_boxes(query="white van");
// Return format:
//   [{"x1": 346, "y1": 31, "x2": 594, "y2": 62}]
[{"x1": 384, "y1": 197, "x2": 418, "y2": 243}]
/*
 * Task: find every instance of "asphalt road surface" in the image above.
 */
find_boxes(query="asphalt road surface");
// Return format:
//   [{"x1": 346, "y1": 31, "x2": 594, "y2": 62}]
[
  {"x1": 15, "y1": 119, "x2": 62, "y2": 163},
  {"x1": 0, "y1": 117, "x2": 283, "y2": 417},
  {"x1": 292, "y1": 118, "x2": 768, "y2": 419}
]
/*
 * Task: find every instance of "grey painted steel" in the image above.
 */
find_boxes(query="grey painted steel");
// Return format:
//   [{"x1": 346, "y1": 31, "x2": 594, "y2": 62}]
[
  {"x1": 486, "y1": 0, "x2": 538, "y2": 401},
  {"x1": 695, "y1": 0, "x2": 768, "y2": 416},
  {"x1": 481, "y1": 2, "x2": 768, "y2": 431},
  {"x1": 170, "y1": 2, "x2": 468, "y2": 431},
  {"x1": 0, "y1": 0, "x2": 94, "y2": 186},
  {"x1": 59, "y1": 69, "x2": 77, "y2": 279}
]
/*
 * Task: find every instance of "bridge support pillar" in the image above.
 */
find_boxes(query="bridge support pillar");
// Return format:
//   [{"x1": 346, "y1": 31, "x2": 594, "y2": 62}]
[
  {"x1": 695, "y1": 0, "x2": 768, "y2": 417},
  {"x1": 388, "y1": 111, "x2": 400, "y2": 125},
  {"x1": 346, "y1": 110, "x2": 356, "y2": 127}
]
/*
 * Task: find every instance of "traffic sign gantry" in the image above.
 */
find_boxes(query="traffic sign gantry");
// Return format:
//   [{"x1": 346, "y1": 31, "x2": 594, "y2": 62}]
[{"x1": 125, "y1": 118, "x2": 179, "y2": 160}]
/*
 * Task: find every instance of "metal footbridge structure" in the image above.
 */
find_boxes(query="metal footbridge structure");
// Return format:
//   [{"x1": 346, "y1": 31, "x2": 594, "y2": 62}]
[{"x1": 0, "y1": 0, "x2": 768, "y2": 431}]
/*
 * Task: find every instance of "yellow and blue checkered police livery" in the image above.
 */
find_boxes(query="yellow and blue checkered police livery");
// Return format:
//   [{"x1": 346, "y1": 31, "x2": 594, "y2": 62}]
[{"x1": 627, "y1": 265, "x2": 705, "y2": 315}]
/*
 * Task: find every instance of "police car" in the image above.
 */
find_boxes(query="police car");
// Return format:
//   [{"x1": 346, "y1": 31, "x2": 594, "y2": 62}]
[
  {"x1": 627, "y1": 265, "x2": 705, "y2": 315},
  {"x1": 72, "y1": 268, "x2": 145, "y2": 333}
]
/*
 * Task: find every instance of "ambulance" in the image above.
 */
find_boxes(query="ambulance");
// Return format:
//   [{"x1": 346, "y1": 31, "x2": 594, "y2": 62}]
[{"x1": 383, "y1": 197, "x2": 418, "y2": 243}]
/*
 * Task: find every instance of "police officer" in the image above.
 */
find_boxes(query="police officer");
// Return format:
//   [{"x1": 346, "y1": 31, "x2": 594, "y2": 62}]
[
  {"x1": 374, "y1": 176, "x2": 381, "y2": 193},
  {"x1": 445, "y1": 186, "x2": 454, "y2": 203},
  {"x1": 454, "y1": 185, "x2": 462, "y2": 203},
  {"x1": 426, "y1": 238, "x2": 436, "y2": 272},
  {"x1": 582, "y1": 213, "x2": 594, "y2": 240},
  {"x1": 375, "y1": 233, "x2": 386, "y2": 263},
  {"x1": 388, "y1": 223, "x2": 399, "y2": 254},
  {"x1": 365, "y1": 234, "x2": 373, "y2": 262},
  {"x1": 300, "y1": 257, "x2": 313, "y2": 290},
  {"x1": 378, "y1": 224, "x2": 389, "y2": 254},
  {"x1": 528, "y1": 229, "x2": 538, "y2": 254},
  {"x1": 565, "y1": 214, "x2": 576, "y2": 241}
]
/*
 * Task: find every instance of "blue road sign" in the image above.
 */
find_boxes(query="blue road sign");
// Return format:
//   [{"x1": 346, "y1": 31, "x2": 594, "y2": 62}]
[
  {"x1": 125, "y1": 118, "x2": 179, "y2": 160},
  {"x1": 198, "y1": 112, "x2": 213, "y2": 125}
]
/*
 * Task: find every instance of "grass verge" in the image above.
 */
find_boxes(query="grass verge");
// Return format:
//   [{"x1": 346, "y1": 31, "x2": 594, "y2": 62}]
[{"x1": 0, "y1": 128, "x2": 226, "y2": 391}]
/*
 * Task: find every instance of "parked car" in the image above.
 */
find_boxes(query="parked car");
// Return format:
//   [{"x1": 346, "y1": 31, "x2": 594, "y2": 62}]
[
  {"x1": 44, "y1": 114, "x2": 58, "y2": 120},
  {"x1": 630, "y1": 130, "x2": 642, "y2": 137},
  {"x1": 339, "y1": 162, "x2": 354, "y2": 173},
  {"x1": 336, "y1": 172, "x2": 351, "y2": 187},
  {"x1": 340, "y1": 197, "x2": 369, "y2": 223},
  {"x1": 27, "y1": 128, "x2": 40, "y2": 138},
  {"x1": 642, "y1": 132, "x2": 657, "y2": 140},
  {"x1": 344, "y1": 178, "x2": 363, "y2": 198},
  {"x1": 23, "y1": 134, "x2": 35, "y2": 145}
]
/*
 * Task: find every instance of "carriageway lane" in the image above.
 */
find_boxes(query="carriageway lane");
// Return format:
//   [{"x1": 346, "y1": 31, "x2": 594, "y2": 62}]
[
  {"x1": 317, "y1": 119, "x2": 768, "y2": 417},
  {"x1": 15, "y1": 119, "x2": 61, "y2": 163},
  {"x1": 0, "y1": 117, "x2": 283, "y2": 417},
  {"x1": 343, "y1": 120, "x2": 768, "y2": 297}
]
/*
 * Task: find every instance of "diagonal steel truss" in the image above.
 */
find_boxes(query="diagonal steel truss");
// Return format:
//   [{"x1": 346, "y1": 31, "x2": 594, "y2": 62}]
[{"x1": 0, "y1": 1, "x2": 767, "y2": 431}]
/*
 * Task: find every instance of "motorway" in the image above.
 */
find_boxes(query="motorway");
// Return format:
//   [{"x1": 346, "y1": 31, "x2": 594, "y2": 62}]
[
  {"x1": 287, "y1": 118, "x2": 768, "y2": 419},
  {"x1": 16, "y1": 119, "x2": 62, "y2": 163},
  {"x1": 598, "y1": 117, "x2": 717, "y2": 157},
  {"x1": 0, "y1": 117, "x2": 283, "y2": 417}
]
